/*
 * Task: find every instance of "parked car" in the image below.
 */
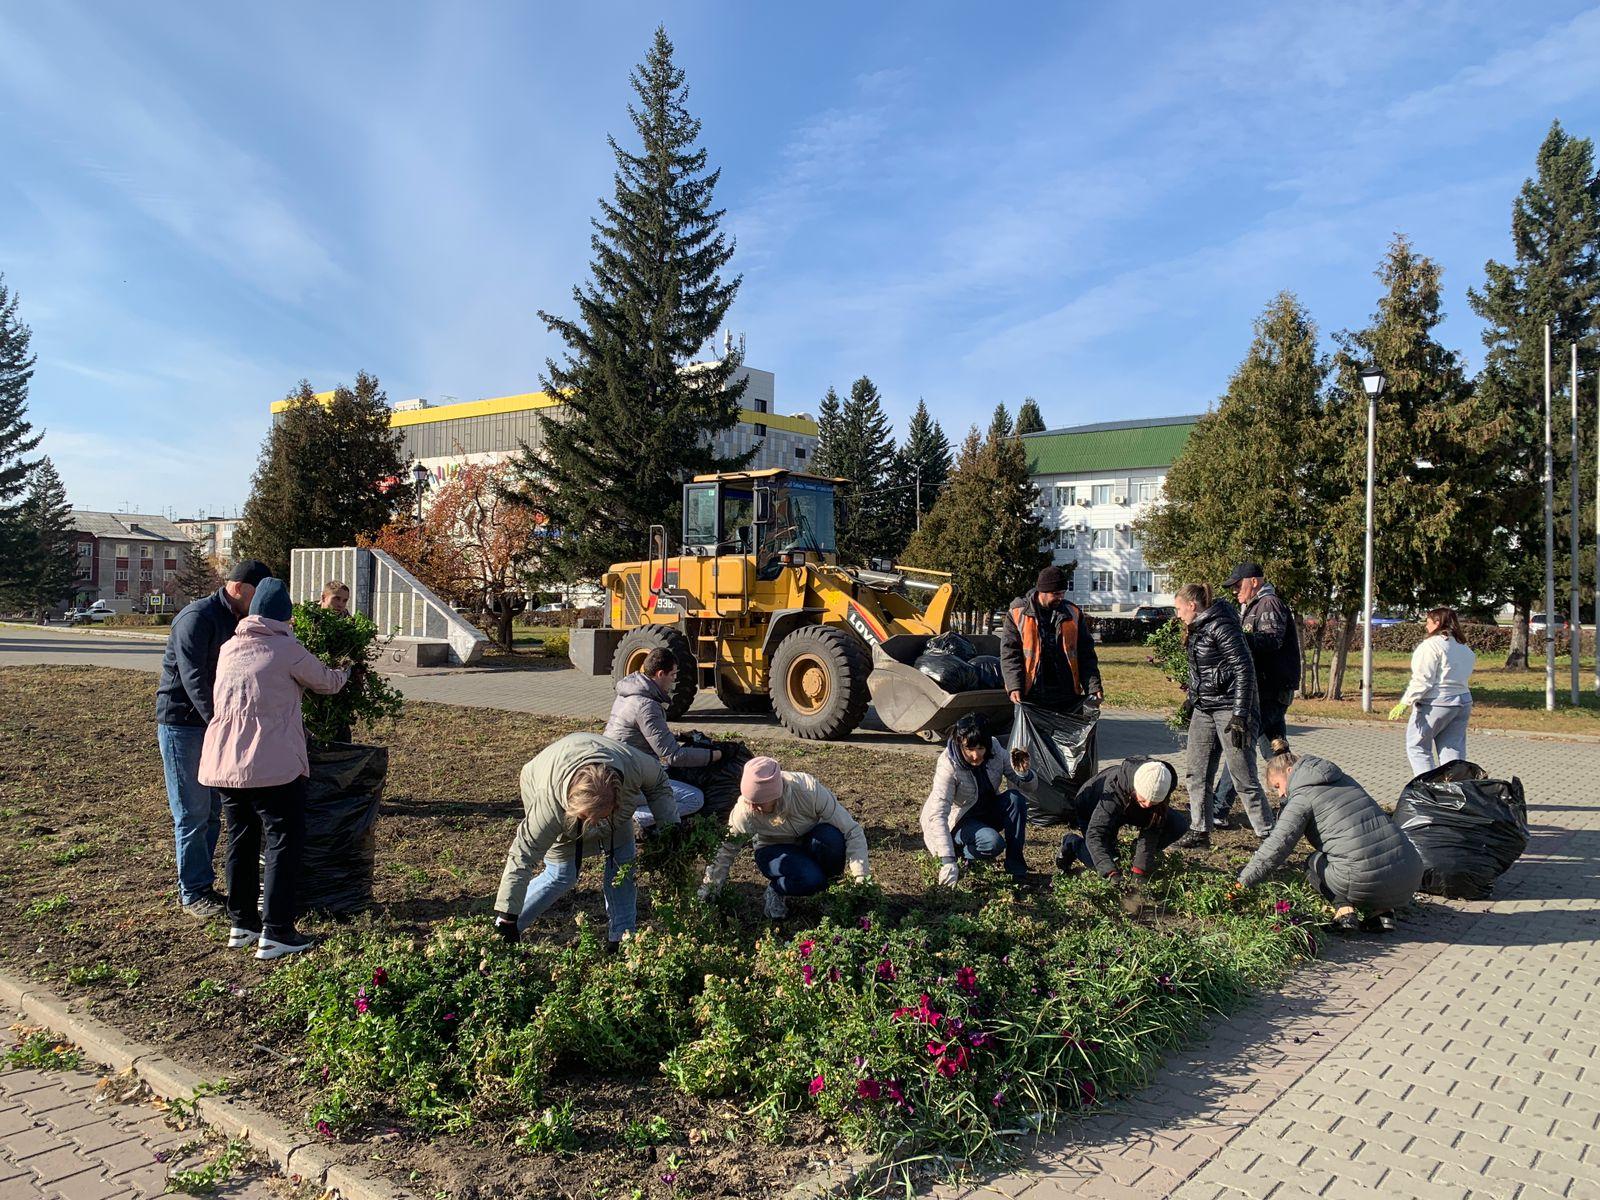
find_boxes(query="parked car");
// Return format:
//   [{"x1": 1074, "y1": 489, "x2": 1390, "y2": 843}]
[
  {"x1": 1369, "y1": 612, "x2": 1406, "y2": 628},
  {"x1": 1530, "y1": 613, "x2": 1571, "y2": 637},
  {"x1": 1130, "y1": 604, "x2": 1176, "y2": 638},
  {"x1": 66, "y1": 606, "x2": 111, "y2": 625}
]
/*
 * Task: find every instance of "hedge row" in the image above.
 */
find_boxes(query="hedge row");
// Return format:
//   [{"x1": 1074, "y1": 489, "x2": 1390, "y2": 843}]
[
  {"x1": 1301, "y1": 619, "x2": 1592, "y2": 656},
  {"x1": 101, "y1": 613, "x2": 175, "y2": 628}
]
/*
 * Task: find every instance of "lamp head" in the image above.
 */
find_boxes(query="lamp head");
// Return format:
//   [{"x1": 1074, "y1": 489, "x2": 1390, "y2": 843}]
[
  {"x1": 411, "y1": 462, "x2": 429, "y2": 488},
  {"x1": 1359, "y1": 365, "x2": 1387, "y2": 398}
]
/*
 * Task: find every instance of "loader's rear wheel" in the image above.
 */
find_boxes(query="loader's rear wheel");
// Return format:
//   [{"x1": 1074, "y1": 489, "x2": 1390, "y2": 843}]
[
  {"x1": 611, "y1": 626, "x2": 697, "y2": 719},
  {"x1": 770, "y1": 625, "x2": 871, "y2": 740}
]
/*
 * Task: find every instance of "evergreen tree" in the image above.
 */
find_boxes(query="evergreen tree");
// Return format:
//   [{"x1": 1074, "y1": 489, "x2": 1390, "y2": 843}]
[
  {"x1": 902, "y1": 422, "x2": 1050, "y2": 626},
  {"x1": 509, "y1": 27, "x2": 746, "y2": 582},
  {"x1": 882, "y1": 398, "x2": 953, "y2": 554},
  {"x1": 811, "y1": 386, "x2": 844, "y2": 477},
  {"x1": 830, "y1": 375, "x2": 896, "y2": 563},
  {"x1": 175, "y1": 534, "x2": 223, "y2": 602},
  {"x1": 234, "y1": 373, "x2": 407, "y2": 579},
  {"x1": 0, "y1": 275, "x2": 41, "y2": 581},
  {"x1": 8, "y1": 456, "x2": 73, "y2": 615},
  {"x1": 1016, "y1": 397, "x2": 1046, "y2": 435},
  {"x1": 1468, "y1": 120, "x2": 1600, "y2": 667},
  {"x1": 988, "y1": 403, "x2": 1014, "y2": 442}
]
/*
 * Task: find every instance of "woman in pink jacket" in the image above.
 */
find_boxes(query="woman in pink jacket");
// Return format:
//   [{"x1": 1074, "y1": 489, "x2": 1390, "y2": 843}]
[{"x1": 199, "y1": 579, "x2": 352, "y2": 960}]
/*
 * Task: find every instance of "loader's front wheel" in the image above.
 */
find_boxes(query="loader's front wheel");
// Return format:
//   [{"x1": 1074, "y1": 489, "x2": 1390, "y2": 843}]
[
  {"x1": 770, "y1": 625, "x2": 871, "y2": 740},
  {"x1": 612, "y1": 626, "x2": 698, "y2": 719}
]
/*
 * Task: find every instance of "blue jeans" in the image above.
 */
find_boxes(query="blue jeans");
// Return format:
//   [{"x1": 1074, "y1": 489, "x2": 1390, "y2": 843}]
[
  {"x1": 518, "y1": 836, "x2": 637, "y2": 942},
  {"x1": 1407, "y1": 701, "x2": 1471, "y2": 777},
  {"x1": 633, "y1": 779, "x2": 705, "y2": 830},
  {"x1": 952, "y1": 789, "x2": 1029, "y2": 877},
  {"x1": 158, "y1": 723, "x2": 221, "y2": 904},
  {"x1": 754, "y1": 823, "x2": 846, "y2": 897}
]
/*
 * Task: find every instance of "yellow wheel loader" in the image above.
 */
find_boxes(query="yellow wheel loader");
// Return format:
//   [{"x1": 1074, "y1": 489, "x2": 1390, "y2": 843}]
[{"x1": 568, "y1": 469, "x2": 1013, "y2": 741}]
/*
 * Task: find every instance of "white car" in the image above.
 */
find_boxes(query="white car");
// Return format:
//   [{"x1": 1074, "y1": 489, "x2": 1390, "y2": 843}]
[{"x1": 66, "y1": 607, "x2": 111, "y2": 625}]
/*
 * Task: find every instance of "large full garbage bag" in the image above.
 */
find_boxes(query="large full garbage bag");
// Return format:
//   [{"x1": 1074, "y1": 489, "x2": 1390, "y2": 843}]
[
  {"x1": 673, "y1": 733, "x2": 751, "y2": 817},
  {"x1": 968, "y1": 655, "x2": 1004, "y2": 690},
  {"x1": 1008, "y1": 702, "x2": 1097, "y2": 825},
  {"x1": 925, "y1": 631, "x2": 977, "y2": 661},
  {"x1": 915, "y1": 652, "x2": 978, "y2": 693},
  {"x1": 1392, "y1": 760, "x2": 1528, "y2": 900},
  {"x1": 301, "y1": 743, "x2": 388, "y2": 916}
]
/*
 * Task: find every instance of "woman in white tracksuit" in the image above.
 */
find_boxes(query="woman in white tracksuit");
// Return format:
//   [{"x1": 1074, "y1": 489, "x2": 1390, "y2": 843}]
[{"x1": 1389, "y1": 607, "x2": 1475, "y2": 777}]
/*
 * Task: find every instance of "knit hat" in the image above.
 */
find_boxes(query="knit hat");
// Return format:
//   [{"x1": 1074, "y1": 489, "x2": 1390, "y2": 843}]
[
  {"x1": 249, "y1": 577, "x2": 293, "y2": 622},
  {"x1": 1133, "y1": 761, "x2": 1175, "y2": 805},
  {"x1": 740, "y1": 756, "x2": 784, "y2": 805},
  {"x1": 1036, "y1": 565, "x2": 1069, "y2": 592}
]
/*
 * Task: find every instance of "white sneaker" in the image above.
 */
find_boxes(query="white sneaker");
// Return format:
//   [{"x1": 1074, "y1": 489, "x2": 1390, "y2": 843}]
[
  {"x1": 256, "y1": 931, "x2": 315, "y2": 961},
  {"x1": 763, "y1": 886, "x2": 788, "y2": 919},
  {"x1": 227, "y1": 926, "x2": 260, "y2": 949}
]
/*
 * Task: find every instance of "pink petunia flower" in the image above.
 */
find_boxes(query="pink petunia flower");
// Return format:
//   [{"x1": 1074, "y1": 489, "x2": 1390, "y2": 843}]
[
  {"x1": 875, "y1": 960, "x2": 897, "y2": 982},
  {"x1": 1275, "y1": 899, "x2": 1292, "y2": 914},
  {"x1": 801, "y1": 963, "x2": 815, "y2": 987},
  {"x1": 856, "y1": 1079, "x2": 881, "y2": 1100},
  {"x1": 371, "y1": 966, "x2": 389, "y2": 987},
  {"x1": 955, "y1": 966, "x2": 978, "y2": 995},
  {"x1": 354, "y1": 987, "x2": 370, "y2": 1016},
  {"x1": 858, "y1": 916, "x2": 872, "y2": 931},
  {"x1": 809, "y1": 1074, "x2": 826, "y2": 1097},
  {"x1": 935, "y1": 1045, "x2": 970, "y2": 1078},
  {"x1": 798, "y1": 939, "x2": 816, "y2": 959},
  {"x1": 316, "y1": 1120, "x2": 334, "y2": 1140}
]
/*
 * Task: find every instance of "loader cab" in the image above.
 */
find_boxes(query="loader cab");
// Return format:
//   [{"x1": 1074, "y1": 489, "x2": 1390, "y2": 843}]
[{"x1": 682, "y1": 470, "x2": 840, "y2": 565}]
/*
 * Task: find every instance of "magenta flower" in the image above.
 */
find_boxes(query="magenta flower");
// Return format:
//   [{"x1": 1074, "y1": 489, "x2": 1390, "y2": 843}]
[
  {"x1": 875, "y1": 959, "x2": 897, "y2": 982},
  {"x1": 371, "y1": 966, "x2": 389, "y2": 987},
  {"x1": 968, "y1": 1030, "x2": 993, "y2": 1049},
  {"x1": 354, "y1": 987, "x2": 370, "y2": 1015},
  {"x1": 858, "y1": 916, "x2": 872, "y2": 931},
  {"x1": 660, "y1": 1172, "x2": 677, "y2": 1184},
  {"x1": 1080, "y1": 1079, "x2": 1098, "y2": 1105},
  {"x1": 442, "y1": 1012, "x2": 457, "y2": 1023},
  {"x1": 798, "y1": 939, "x2": 816, "y2": 959},
  {"x1": 1275, "y1": 899, "x2": 1292, "y2": 914},
  {"x1": 801, "y1": 963, "x2": 815, "y2": 987},
  {"x1": 990, "y1": 1090, "x2": 1006, "y2": 1108},
  {"x1": 808, "y1": 1074, "x2": 826, "y2": 1097},
  {"x1": 828, "y1": 967, "x2": 842, "y2": 983},
  {"x1": 316, "y1": 1120, "x2": 334, "y2": 1140},
  {"x1": 955, "y1": 966, "x2": 978, "y2": 995},
  {"x1": 856, "y1": 1079, "x2": 881, "y2": 1100},
  {"x1": 891, "y1": 994, "x2": 945, "y2": 1026}
]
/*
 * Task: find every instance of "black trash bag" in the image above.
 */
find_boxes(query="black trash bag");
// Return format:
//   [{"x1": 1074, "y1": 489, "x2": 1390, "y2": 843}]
[
  {"x1": 915, "y1": 651, "x2": 978, "y2": 693},
  {"x1": 1393, "y1": 760, "x2": 1528, "y2": 900},
  {"x1": 1008, "y1": 702, "x2": 1098, "y2": 825},
  {"x1": 968, "y1": 654, "x2": 1005, "y2": 690},
  {"x1": 925, "y1": 630, "x2": 978, "y2": 661},
  {"x1": 672, "y1": 732, "x2": 751, "y2": 818},
  {"x1": 301, "y1": 743, "x2": 388, "y2": 916}
]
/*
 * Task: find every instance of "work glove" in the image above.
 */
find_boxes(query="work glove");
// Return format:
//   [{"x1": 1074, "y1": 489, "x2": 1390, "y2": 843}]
[
  {"x1": 1010, "y1": 747, "x2": 1030, "y2": 775},
  {"x1": 1177, "y1": 698, "x2": 1195, "y2": 725},
  {"x1": 1225, "y1": 715, "x2": 1249, "y2": 749},
  {"x1": 493, "y1": 913, "x2": 520, "y2": 944},
  {"x1": 1387, "y1": 701, "x2": 1409, "y2": 721},
  {"x1": 936, "y1": 861, "x2": 961, "y2": 888}
]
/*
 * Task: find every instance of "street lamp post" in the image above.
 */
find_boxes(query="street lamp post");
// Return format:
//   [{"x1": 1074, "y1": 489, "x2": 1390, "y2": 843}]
[
  {"x1": 411, "y1": 462, "x2": 430, "y2": 525},
  {"x1": 1359, "y1": 365, "x2": 1387, "y2": 715}
]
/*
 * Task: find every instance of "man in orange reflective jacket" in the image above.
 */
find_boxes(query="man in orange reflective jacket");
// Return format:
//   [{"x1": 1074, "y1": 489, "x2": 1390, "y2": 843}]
[{"x1": 1000, "y1": 565, "x2": 1104, "y2": 714}]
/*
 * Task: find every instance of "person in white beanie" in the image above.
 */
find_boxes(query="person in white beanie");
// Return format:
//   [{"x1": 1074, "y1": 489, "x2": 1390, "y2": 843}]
[{"x1": 1055, "y1": 757, "x2": 1187, "y2": 879}]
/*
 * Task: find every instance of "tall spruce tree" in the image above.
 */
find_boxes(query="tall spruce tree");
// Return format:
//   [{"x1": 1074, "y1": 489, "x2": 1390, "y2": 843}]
[
  {"x1": 175, "y1": 534, "x2": 223, "y2": 602},
  {"x1": 510, "y1": 27, "x2": 746, "y2": 581},
  {"x1": 234, "y1": 373, "x2": 407, "y2": 579},
  {"x1": 9, "y1": 456, "x2": 73, "y2": 615},
  {"x1": 0, "y1": 275, "x2": 41, "y2": 583},
  {"x1": 1468, "y1": 120, "x2": 1600, "y2": 667},
  {"x1": 1016, "y1": 397, "x2": 1046, "y2": 435},
  {"x1": 812, "y1": 386, "x2": 844, "y2": 476},
  {"x1": 882, "y1": 398, "x2": 952, "y2": 554},
  {"x1": 829, "y1": 375, "x2": 896, "y2": 563},
  {"x1": 988, "y1": 403, "x2": 1014, "y2": 442}
]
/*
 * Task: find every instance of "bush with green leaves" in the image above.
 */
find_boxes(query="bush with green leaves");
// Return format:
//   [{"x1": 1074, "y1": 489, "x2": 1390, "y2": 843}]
[
  {"x1": 290, "y1": 601, "x2": 405, "y2": 743},
  {"x1": 1144, "y1": 620, "x2": 1189, "y2": 729}
]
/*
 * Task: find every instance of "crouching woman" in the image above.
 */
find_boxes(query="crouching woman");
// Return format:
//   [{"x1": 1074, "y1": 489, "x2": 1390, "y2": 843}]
[
  {"x1": 492, "y1": 732, "x2": 680, "y2": 949},
  {"x1": 920, "y1": 714, "x2": 1035, "y2": 885},
  {"x1": 699, "y1": 757, "x2": 870, "y2": 918},
  {"x1": 1237, "y1": 753, "x2": 1423, "y2": 933},
  {"x1": 1057, "y1": 757, "x2": 1186, "y2": 879}
]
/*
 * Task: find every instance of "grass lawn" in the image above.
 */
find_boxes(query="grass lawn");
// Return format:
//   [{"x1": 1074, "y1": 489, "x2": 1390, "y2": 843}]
[
  {"x1": 1097, "y1": 643, "x2": 1600, "y2": 736},
  {"x1": 0, "y1": 665, "x2": 1336, "y2": 1199}
]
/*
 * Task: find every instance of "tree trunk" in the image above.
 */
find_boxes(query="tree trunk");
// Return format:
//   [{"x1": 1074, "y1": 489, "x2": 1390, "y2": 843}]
[
  {"x1": 1505, "y1": 601, "x2": 1530, "y2": 670},
  {"x1": 1328, "y1": 612, "x2": 1357, "y2": 701},
  {"x1": 1307, "y1": 605, "x2": 1331, "y2": 698},
  {"x1": 497, "y1": 606, "x2": 514, "y2": 653}
]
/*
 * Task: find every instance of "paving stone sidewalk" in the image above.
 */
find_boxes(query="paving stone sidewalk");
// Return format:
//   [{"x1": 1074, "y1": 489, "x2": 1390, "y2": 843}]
[{"x1": 0, "y1": 1061, "x2": 282, "y2": 1200}]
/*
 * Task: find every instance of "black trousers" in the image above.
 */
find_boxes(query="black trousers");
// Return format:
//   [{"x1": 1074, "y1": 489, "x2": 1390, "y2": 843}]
[{"x1": 220, "y1": 778, "x2": 307, "y2": 940}]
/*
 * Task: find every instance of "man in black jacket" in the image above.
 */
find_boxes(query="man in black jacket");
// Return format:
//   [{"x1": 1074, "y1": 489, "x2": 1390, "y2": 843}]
[
  {"x1": 1214, "y1": 563, "x2": 1300, "y2": 828},
  {"x1": 1000, "y1": 566, "x2": 1103, "y2": 714},
  {"x1": 155, "y1": 559, "x2": 271, "y2": 919},
  {"x1": 1056, "y1": 757, "x2": 1185, "y2": 878}
]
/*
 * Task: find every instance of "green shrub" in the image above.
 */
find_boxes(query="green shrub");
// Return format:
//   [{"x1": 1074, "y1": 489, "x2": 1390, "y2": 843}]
[
  {"x1": 515, "y1": 1101, "x2": 578, "y2": 1154},
  {"x1": 102, "y1": 613, "x2": 174, "y2": 627},
  {"x1": 290, "y1": 602, "x2": 406, "y2": 743},
  {"x1": 539, "y1": 631, "x2": 570, "y2": 660},
  {"x1": 5, "y1": 1031, "x2": 83, "y2": 1071}
]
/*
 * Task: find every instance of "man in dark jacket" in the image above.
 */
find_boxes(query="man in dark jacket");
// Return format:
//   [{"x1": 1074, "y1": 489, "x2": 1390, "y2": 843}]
[
  {"x1": 1238, "y1": 753, "x2": 1423, "y2": 933},
  {"x1": 155, "y1": 559, "x2": 271, "y2": 919},
  {"x1": 1000, "y1": 565, "x2": 1103, "y2": 713},
  {"x1": 1056, "y1": 757, "x2": 1186, "y2": 878},
  {"x1": 1214, "y1": 563, "x2": 1300, "y2": 827},
  {"x1": 602, "y1": 647, "x2": 719, "y2": 828}
]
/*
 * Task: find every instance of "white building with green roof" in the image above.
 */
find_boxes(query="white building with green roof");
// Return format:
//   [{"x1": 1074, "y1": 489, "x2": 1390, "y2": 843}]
[{"x1": 1023, "y1": 415, "x2": 1198, "y2": 611}]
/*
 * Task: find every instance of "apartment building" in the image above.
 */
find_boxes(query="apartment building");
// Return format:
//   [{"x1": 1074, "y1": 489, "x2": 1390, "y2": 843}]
[
  {"x1": 1023, "y1": 416, "x2": 1199, "y2": 611},
  {"x1": 69, "y1": 512, "x2": 192, "y2": 612},
  {"x1": 175, "y1": 515, "x2": 243, "y2": 564}
]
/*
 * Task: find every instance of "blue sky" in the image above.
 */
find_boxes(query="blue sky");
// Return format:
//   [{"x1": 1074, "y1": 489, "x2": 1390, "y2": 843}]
[{"x1": 4, "y1": 2, "x2": 1600, "y2": 516}]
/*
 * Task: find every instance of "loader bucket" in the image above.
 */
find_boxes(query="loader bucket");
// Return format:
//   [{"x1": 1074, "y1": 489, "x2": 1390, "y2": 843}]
[{"x1": 866, "y1": 650, "x2": 1013, "y2": 737}]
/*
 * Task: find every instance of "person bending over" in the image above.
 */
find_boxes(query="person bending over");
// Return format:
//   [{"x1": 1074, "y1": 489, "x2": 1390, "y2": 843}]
[
  {"x1": 1057, "y1": 758, "x2": 1186, "y2": 879},
  {"x1": 699, "y1": 757, "x2": 870, "y2": 918},
  {"x1": 920, "y1": 714, "x2": 1036, "y2": 885},
  {"x1": 603, "y1": 646, "x2": 719, "y2": 828},
  {"x1": 1237, "y1": 753, "x2": 1423, "y2": 934},
  {"x1": 492, "y1": 732, "x2": 679, "y2": 949}
]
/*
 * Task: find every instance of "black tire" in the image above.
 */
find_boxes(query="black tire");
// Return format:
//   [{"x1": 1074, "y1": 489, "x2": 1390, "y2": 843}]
[
  {"x1": 611, "y1": 626, "x2": 697, "y2": 719},
  {"x1": 769, "y1": 625, "x2": 871, "y2": 740},
  {"x1": 716, "y1": 672, "x2": 773, "y2": 714}
]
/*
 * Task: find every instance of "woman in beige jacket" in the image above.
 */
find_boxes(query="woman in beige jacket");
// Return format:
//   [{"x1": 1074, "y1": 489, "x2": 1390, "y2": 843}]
[{"x1": 699, "y1": 757, "x2": 869, "y2": 918}]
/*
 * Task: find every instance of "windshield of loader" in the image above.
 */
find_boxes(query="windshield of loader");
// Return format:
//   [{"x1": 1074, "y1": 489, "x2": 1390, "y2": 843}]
[{"x1": 760, "y1": 478, "x2": 836, "y2": 555}]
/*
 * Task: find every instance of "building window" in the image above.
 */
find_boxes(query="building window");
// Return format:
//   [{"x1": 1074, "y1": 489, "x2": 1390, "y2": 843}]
[
  {"x1": 753, "y1": 399, "x2": 768, "y2": 414},
  {"x1": 1091, "y1": 528, "x2": 1114, "y2": 550},
  {"x1": 1091, "y1": 484, "x2": 1113, "y2": 506},
  {"x1": 1130, "y1": 569, "x2": 1155, "y2": 593},
  {"x1": 76, "y1": 542, "x2": 92, "y2": 558},
  {"x1": 1091, "y1": 569, "x2": 1115, "y2": 592},
  {"x1": 115, "y1": 569, "x2": 128, "y2": 581},
  {"x1": 115, "y1": 579, "x2": 128, "y2": 595},
  {"x1": 1056, "y1": 528, "x2": 1075, "y2": 549},
  {"x1": 754, "y1": 423, "x2": 766, "y2": 436},
  {"x1": 139, "y1": 570, "x2": 152, "y2": 582},
  {"x1": 115, "y1": 543, "x2": 129, "y2": 557},
  {"x1": 1127, "y1": 529, "x2": 1142, "y2": 550},
  {"x1": 1154, "y1": 572, "x2": 1173, "y2": 594},
  {"x1": 1137, "y1": 481, "x2": 1157, "y2": 503},
  {"x1": 139, "y1": 545, "x2": 152, "y2": 559},
  {"x1": 794, "y1": 447, "x2": 807, "y2": 460},
  {"x1": 1053, "y1": 485, "x2": 1076, "y2": 507}
]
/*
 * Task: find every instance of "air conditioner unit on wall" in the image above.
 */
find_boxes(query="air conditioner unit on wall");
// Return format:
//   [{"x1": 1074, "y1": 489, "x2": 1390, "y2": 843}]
[
  {"x1": 1077, "y1": 498, "x2": 1091, "y2": 507},
  {"x1": 1113, "y1": 494, "x2": 1127, "y2": 505}
]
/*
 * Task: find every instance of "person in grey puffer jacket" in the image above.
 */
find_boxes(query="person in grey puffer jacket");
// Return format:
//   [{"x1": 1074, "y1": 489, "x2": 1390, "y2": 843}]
[
  {"x1": 602, "y1": 648, "x2": 715, "y2": 828},
  {"x1": 1238, "y1": 753, "x2": 1423, "y2": 933}
]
